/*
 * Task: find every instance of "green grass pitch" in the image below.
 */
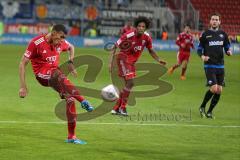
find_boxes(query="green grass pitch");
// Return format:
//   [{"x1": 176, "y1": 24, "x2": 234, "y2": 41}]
[{"x1": 0, "y1": 44, "x2": 239, "y2": 160}]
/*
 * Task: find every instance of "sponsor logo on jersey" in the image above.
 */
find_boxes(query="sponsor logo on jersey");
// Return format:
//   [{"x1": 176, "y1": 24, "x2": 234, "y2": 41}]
[
  {"x1": 209, "y1": 41, "x2": 223, "y2": 46},
  {"x1": 134, "y1": 46, "x2": 142, "y2": 52},
  {"x1": 206, "y1": 35, "x2": 212, "y2": 38},
  {"x1": 46, "y1": 56, "x2": 57, "y2": 64}
]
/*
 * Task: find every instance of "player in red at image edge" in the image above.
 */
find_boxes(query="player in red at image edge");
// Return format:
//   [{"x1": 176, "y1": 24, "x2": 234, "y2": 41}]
[
  {"x1": 19, "y1": 24, "x2": 94, "y2": 145},
  {"x1": 109, "y1": 16, "x2": 167, "y2": 116},
  {"x1": 168, "y1": 24, "x2": 194, "y2": 80}
]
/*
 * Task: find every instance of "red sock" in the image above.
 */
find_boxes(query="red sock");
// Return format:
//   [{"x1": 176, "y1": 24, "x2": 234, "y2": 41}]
[
  {"x1": 66, "y1": 97, "x2": 77, "y2": 139},
  {"x1": 181, "y1": 67, "x2": 187, "y2": 76},
  {"x1": 120, "y1": 87, "x2": 131, "y2": 109},
  {"x1": 113, "y1": 94, "x2": 122, "y2": 110}
]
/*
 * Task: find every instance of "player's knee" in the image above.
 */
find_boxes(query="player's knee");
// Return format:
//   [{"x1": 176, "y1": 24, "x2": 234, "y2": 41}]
[
  {"x1": 217, "y1": 86, "x2": 222, "y2": 94},
  {"x1": 210, "y1": 85, "x2": 218, "y2": 94}
]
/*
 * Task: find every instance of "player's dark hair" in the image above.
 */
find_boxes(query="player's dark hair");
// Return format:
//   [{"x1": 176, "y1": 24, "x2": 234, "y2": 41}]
[
  {"x1": 184, "y1": 23, "x2": 191, "y2": 28},
  {"x1": 209, "y1": 12, "x2": 221, "y2": 20},
  {"x1": 52, "y1": 24, "x2": 67, "y2": 35},
  {"x1": 134, "y1": 16, "x2": 151, "y2": 29}
]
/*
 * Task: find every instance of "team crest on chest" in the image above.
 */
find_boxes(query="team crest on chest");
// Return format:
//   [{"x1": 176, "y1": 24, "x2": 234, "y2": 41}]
[
  {"x1": 142, "y1": 40, "x2": 146, "y2": 45},
  {"x1": 219, "y1": 34, "x2": 224, "y2": 38}
]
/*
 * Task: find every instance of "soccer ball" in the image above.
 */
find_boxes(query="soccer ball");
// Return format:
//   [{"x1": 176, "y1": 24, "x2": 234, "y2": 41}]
[{"x1": 101, "y1": 84, "x2": 119, "y2": 102}]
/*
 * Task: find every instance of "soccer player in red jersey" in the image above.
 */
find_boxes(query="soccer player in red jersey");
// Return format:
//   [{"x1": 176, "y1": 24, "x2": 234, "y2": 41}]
[
  {"x1": 109, "y1": 17, "x2": 167, "y2": 116},
  {"x1": 18, "y1": 24, "x2": 94, "y2": 144},
  {"x1": 119, "y1": 19, "x2": 135, "y2": 36},
  {"x1": 168, "y1": 24, "x2": 194, "y2": 80}
]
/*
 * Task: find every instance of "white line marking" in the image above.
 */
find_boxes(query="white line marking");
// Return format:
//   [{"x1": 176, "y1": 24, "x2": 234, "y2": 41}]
[{"x1": 0, "y1": 121, "x2": 239, "y2": 128}]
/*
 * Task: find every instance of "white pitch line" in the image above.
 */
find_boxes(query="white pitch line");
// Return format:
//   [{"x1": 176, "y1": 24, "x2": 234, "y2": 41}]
[{"x1": 0, "y1": 121, "x2": 239, "y2": 128}]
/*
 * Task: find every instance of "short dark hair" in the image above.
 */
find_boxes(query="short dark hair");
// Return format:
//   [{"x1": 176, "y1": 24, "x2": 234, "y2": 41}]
[
  {"x1": 184, "y1": 23, "x2": 191, "y2": 28},
  {"x1": 134, "y1": 16, "x2": 151, "y2": 29},
  {"x1": 52, "y1": 24, "x2": 67, "y2": 34},
  {"x1": 209, "y1": 12, "x2": 221, "y2": 20}
]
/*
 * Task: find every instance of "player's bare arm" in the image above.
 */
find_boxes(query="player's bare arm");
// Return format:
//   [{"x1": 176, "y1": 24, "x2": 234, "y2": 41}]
[
  {"x1": 19, "y1": 55, "x2": 30, "y2": 98},
  {"x1": 68, "y1": 43, "x2": 77, "y2": 77},
  {"x1": 108, "y1": 45, "x2": 117, "y2": 73},
  {"x1": 148, "y1": 48, "x2": 167, "y2": 65}
]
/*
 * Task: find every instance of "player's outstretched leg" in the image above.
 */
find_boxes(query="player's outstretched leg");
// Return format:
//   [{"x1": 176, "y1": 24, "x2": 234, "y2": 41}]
[
  {"x1": 49, "y1": 69, "x2": 94, "y2": 112},
  {"x1": 168, "y1": 64, "x2": 180, "y2": 75},
  {"x1": 65, "y1": 97, "x2": 87, "y2": 145}
]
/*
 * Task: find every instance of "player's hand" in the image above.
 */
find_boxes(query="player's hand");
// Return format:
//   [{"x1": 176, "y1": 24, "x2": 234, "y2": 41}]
[
  {"x1": 201, "y1": 55, "x2": 210, "y2": 62},
  {"x1": 159, "y1": 60, "x2": 167, "y2": 66},
  {"x1": 226, "y1": 50, "x2": 232, "y2": 56},
  {"x1": 68, "y1": 63, "x2": 77, "y2": 78},
  {"x1": 180, "y1": 43, "x2": 186, "y2": 48},
  {"x1": 19, "y1": 87, "x2": 28, "y2": 98},
  {"x1": 70, "y1": 69, "x2": 78, "y2": 78}
]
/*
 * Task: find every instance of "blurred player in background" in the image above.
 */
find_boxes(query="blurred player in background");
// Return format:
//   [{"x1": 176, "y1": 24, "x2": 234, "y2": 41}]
[
  {"x1": 119, "y1": 19, "x2": 135, "y2": 36},
  {"x1": 168, "y1": 24, "x2": 194, "y2": 80},
  {"x1": 197, "y1": 13, "x2": 232, "y2": 119},
  {"x1": 109, "y1": 16, "x2": 167, "y2": 116},
  {"x1": 19, "y1": 24, "x2": 94, "y2": 144}
]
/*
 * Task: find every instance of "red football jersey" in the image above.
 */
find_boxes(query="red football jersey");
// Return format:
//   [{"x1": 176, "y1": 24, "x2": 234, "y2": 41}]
[
  {"x1": 24, "y1": 35, "x2": 71, "y2": 78},
  {"x1": 176, "y1": 32, "x2": 194, "y2": 53},
  {"x1": 120, "y1": 25, "x2": 135, "y2": 35},
  {"x1": 116, "y1": 30, "x2": 153, "y2": 63}
]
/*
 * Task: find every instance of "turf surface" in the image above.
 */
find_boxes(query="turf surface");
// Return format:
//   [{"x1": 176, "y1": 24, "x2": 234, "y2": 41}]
[{"x1": 0, "y1": 45, "x2": 239, "y2": 160}]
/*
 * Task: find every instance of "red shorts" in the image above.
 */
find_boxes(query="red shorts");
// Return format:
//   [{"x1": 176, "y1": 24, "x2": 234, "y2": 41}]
[
  {"x1": 177, "y1": 52, "x2": 190, "y2": 64},
  {"x1": 35, "y1": 68, "x2": 70, "y2": 99},
  {"x1": 36, "y1": 76, "x2": 49, "y2": 87},
  {"x1": 116, "y1": 55, "x2": 136, "y2": 80},
  {"x1": 35, "y1": 68, "x2": 54, "y2": 87}
]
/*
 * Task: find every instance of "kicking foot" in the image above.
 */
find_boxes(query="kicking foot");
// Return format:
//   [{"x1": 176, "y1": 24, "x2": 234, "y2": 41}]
[{"x1": 81, "y1": 100, "x2": 94, "y2": 112}]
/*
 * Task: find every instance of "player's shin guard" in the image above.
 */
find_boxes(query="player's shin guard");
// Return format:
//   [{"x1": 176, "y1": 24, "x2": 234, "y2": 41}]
[
  {"x1": 208, "y1": 94, "x2": 221, "y2": 113},
  {"x1": 120, "y1": 87, "x2": 131, "y2": 109},
  {"x1": 200, "y1": 90, "x2": 214, "y2": 108},
  {"x1": 113, "y1": 95, "x2": 122, "y2": 111},
  {"x1": 66, "y1": 97, "x2": 77, "y2": 139}
]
